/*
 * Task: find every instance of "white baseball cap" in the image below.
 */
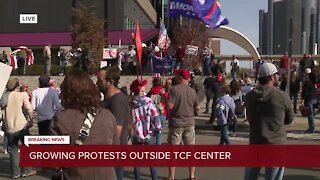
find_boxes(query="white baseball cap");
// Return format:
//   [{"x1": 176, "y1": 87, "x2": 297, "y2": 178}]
[
  {"x1": 305, "y1": 68, "x2": 312, "y2": 74},
  {"x1": 258, "y1": 62, "x2": 278, "y2": 78}
]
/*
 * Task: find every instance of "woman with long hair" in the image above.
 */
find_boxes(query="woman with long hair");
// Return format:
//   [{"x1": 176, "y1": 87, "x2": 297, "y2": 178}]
[{"x1": 49, "y1": 70, "x2": 118, "y2": 180}]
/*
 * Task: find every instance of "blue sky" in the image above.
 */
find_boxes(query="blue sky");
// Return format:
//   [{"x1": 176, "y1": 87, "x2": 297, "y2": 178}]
[{"x1": 220, "y1": 0, "x2": 268, "y2": 55}]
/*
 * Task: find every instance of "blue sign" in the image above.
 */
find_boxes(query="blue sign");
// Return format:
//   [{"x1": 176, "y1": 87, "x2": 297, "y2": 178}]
[
  {"x1": 169, "y1": 0, "x2": 199, "y2": 19},
  {"x1": 152, "y1": 56, "x2": 174, "y2": 74}
]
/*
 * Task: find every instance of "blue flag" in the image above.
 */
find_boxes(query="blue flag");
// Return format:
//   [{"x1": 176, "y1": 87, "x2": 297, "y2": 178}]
[{"x1": 192, "y1": 0, "x2": 229, "y2": 29}]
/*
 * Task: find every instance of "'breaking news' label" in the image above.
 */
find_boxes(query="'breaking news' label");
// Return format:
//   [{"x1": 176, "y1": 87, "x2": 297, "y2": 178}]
[{"x1": 24, "y1": 136, "x2": 70, "y2": 147}]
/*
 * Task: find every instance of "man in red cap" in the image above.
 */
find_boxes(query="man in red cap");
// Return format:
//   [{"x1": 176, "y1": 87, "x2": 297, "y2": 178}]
[{"x1": 164, "y1": 68, "x2": 199, "y2": 180}]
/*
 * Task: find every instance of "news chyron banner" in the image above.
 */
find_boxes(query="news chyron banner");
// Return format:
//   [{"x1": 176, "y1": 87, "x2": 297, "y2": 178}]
[{"x1": 20, "y1": 137, "x2": 320, "y2": 167}]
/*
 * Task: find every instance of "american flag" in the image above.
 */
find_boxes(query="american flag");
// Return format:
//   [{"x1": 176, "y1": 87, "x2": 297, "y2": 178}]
[{"x1": 157, "y1": 21, "x2": 171, "y2": 50}]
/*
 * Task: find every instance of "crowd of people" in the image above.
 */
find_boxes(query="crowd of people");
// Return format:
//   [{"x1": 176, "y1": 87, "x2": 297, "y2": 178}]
[{"x1": 1, "y1": 47, "x2": 320, "y2": 179}]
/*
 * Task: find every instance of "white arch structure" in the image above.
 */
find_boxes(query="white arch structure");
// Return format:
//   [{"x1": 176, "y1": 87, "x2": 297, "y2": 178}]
[{"x1": 209, "y1": 26, "x2": 261, "y2": 60}]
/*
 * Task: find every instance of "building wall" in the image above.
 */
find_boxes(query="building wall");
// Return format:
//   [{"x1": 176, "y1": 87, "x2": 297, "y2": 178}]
[
  {"x1": 107, "y1": 0, "x2": 125, "y2": 30},
  {"x1": 0, "y1": 0, "x2": 72, "y2": 33},
  {"x1": 273, "y1": 0, "x2": 287, "y2": 54},
  {"x1": 288, "y1": 0, "x2": 302, "y2": 55},
  {"x1": 261, "y1": 0, "x2": 318, "y2": 55}
]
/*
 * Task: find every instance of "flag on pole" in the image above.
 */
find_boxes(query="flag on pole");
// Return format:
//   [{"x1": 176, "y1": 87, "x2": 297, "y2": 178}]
[
  {"x1": 192, "y1": 0, "x2": 229, "y2": 29},
  {"x1": 26, "y1": 51, "x2": 35, "y2": 65},
  {"x1": 157, "y1": 21, "x2": 171, "y2": 50},
  {"x1": 10, "y1": 55, "x2": 18, "y2": 69},
  {"x1": 135, "y1": 21, "x2": 142, "y2": 65}
]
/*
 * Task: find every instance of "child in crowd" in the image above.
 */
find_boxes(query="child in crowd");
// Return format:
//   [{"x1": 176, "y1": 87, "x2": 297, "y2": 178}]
[{"x1": 215, "y1": 85, "x2": 236, "y2": 145}]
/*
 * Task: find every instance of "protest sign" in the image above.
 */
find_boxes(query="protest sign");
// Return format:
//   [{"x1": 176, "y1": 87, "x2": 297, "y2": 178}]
[
  {"x1": 103, "y1": 48, "x2": 117, "y2": 59},
  {"x1": 0, "y1": 63, "x2": 13, "y2": 97}
]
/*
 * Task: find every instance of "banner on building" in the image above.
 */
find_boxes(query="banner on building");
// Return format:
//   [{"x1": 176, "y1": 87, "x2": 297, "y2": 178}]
[
  {"x1": 152, "y1": 56, "x2": 173, "y2": 74},
  {"x1": 103, "y1": 48, "x2": 117, "y2": 59}
]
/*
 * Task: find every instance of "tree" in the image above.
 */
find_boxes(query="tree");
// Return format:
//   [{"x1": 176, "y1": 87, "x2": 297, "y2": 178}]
[
  {"x1": 71, "y1": 4, "x2": 106, "y2": 70},
  {"x1": 172, "y1": 19, "x2": 210, "y2": 70}
]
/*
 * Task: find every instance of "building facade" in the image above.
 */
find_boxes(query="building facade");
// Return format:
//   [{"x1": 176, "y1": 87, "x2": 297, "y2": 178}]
[
  {"x1": 259, "y1": 0, "x2": 320, "y2": 55},
  {"x1": 0, "y1": 0, "x2": 158, "y2": 46}
]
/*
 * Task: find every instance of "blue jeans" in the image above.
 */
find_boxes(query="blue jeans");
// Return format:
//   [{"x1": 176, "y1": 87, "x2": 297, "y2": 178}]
[
  {"x1": 232, "y1": 71, "x2": 237, "y2": 80},
  {"x1": 132, "y1": 137, "x2": 158, "y2": 180},
  {"x1": 305, "y1": 99, "x2": 318, "y2": 132},
  {"x1": 3, "y1": 135, "x2": 8, "y2": 151},
  {"x1": 115, "y1": 167, "x2": 124, "y2": 180},
  {"x1": 7, "y1": 130, "x2": 31, "y2": 177},
  {"x1": 244, "y1": 167, "x2": 284, "y2": 180},
  {"x1": 219, "y1": 124, "x2": 230, "y2": 145},
  {"x1": 60, "y1": 60, "x2": 66, "y2": 74},
  {"x1": 155, "y1": 116, "x2": 166, "y2": 145}
]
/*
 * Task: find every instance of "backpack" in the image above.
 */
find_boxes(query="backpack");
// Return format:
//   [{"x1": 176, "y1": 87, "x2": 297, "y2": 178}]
[
  {"x1": 234, "y1": 99, "x2": 244, "y2": 115},
  {"x1": 150, "y1": 94, "x2": 164, "y2": 115}
]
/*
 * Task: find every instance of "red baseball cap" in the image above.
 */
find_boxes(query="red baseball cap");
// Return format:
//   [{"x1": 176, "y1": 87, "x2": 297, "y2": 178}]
[
  {"x1": 174, "y1": 69, "x2": 190, "y2": 79},
  {"x1": 130, "y1": 79, "x2": 148, "y2": 94}
]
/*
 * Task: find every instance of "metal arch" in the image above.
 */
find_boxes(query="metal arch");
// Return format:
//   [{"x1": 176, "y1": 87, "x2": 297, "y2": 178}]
[{"x1": 209, "y1": 26, "x2": 261, "y2": 60}]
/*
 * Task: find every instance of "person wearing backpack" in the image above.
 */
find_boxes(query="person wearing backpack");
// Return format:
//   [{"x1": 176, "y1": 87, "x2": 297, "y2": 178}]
[
  {"x1": 215, "y1": 85, "x2": 236, "y2": 145},
  {"x1": 147, "y1": 77, "x2": 166, "y2": 145},
  {"x1": 130, "y1": 79, "x2": 161, "y2": 180}
]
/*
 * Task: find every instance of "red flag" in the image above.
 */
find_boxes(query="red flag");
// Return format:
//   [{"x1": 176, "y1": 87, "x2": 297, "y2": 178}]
[{"x1": 135, "y1": 21, "x2": 142, "y2": 65}]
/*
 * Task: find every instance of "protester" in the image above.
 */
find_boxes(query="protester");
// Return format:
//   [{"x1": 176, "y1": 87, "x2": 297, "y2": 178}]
[
  {"x1": 130, "y1": 79, "x2": 161, "y2": 180},
  {"x1": 174, "y1": 45, "x2": 185, "y2": 70},
  {"x1": 58, "y1": 48, "x2": 67, "y2": 76},
  {"x1": 100, "y1": 66, "x2": 130, "y2": 180},
  {"x1": 125, "y1": 45, "x2": 136, "y2": 74},
  {"x1": 0, "y1": 50, "x2": 9, "y2": 64},
  {"x1": 49, "y1": 70, "x2": 118, "y2": 180},
  {"x1": 142, "y1": 43, "x2": 151, "y2": 75},
  {"x1": 147, "y1": 76, "x2": 166, "y2": 145},
  {"x1": 230, "y1": 55, "x2": 240, "y2": 80},
  {"x1": 32, "y1": 76, "x2": 62, "y2": 135},
  {"x1": 229, "y1": 80, "x2": 242, "y2": 137},
  {"x1": 244, "y1": 62, "x2": 294, "y2": 180},
  {"x1": 43, "y1": 44, "x2": 52, "y2": 75},
  {"x1": 208, "y1": 60, "x2": 224, "y2": 124},
  {"x1": 202, "y1": 46, "x2": 212, "y2": 75},
  {"x1": 289, "y1": 71, "x2": 300, "y2": 114},
  {"x1": 203, "y1": 72, "x2": 215, "y2": 113},
  {"x1": 81, "y1": 47, "x2": 90, "y2": 73},
  {"x1": 301, "y1": 70, "x2": 318, "y2": 133},
  {"x1": 215, "y1": 85, "x2": 236, "y2": 145},
  {"x1": 164, "y1": 69, "x2": 199, "y2": 180},
  {"x1": 73, "y1": 48, "x2": 82, "y2": 70},
  {"x1": 254, "y1": 59, "x2": 262, "y2": 83},
  {"x1": 280, "y1": 52, "x2": 289, "y2": 72},
  {"x1": 189, "y1": 72, "x2": 200, "y2": 95},
  {"x1": 241, "y1": 77, "x2": 254, "y2": 123},
  {"x1": 0, "y1": 78, "x2": 36, "y2": 179},
  {"x1": 16, "y1": 49, "x2": 27, "y2": 75}
]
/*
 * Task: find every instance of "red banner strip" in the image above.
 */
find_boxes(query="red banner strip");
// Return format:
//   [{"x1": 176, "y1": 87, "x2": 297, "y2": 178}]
[{"x1": 20, "y1": 145, "x2": 320, "y2": 167}]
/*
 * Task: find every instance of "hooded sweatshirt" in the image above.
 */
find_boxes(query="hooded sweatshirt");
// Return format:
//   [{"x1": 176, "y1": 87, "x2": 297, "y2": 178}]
[{"x1": 244, "y1": 86, "x2": 294, "y2": 144}]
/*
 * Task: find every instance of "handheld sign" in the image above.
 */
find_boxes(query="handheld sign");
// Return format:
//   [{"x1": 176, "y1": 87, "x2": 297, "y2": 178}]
[
  {"x1": 186, "y1": 45, "x2": 199, "y2": 55},
  {"x1": 0, "y1": 63, "x2": 13, "y2": 97}
]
